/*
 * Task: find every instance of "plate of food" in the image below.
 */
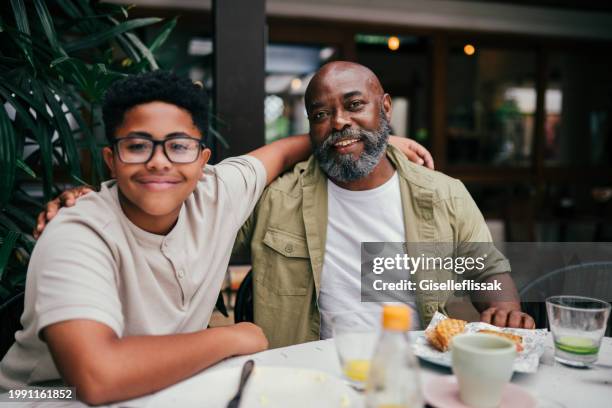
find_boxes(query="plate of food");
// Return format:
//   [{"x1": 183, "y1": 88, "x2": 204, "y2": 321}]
[
  {"x1": 413, "y1": 312, "x2": 548, "y2": 373},
  {"x1": 146, "y1": 366, "x2": 362, "y2": 408}
]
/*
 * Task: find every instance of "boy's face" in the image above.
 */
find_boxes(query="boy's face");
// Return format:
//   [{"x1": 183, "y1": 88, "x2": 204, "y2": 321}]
[{"x1": 102, "y1": 101, "x2": 210, "y2": 230}]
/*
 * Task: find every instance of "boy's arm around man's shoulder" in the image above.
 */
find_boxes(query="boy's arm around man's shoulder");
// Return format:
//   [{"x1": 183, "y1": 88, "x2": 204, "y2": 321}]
[{"x1": 246, "y1": 134, "x2": 311, "y2": 185}]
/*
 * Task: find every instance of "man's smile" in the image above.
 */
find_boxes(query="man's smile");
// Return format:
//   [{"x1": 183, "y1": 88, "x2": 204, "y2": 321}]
[{"x1": 331, "y1": 137, "x2": 362, "y2": 154}]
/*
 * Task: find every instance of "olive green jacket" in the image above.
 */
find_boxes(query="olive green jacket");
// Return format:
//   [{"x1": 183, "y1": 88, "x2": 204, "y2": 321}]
[{"x1": 232, "y1": 145, "x2": 510, "y2": 348}]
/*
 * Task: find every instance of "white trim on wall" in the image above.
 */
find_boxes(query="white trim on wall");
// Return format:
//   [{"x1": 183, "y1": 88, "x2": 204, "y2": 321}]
[{"x1": 111, "y1": 0, "x2": 612, "y2": 40}]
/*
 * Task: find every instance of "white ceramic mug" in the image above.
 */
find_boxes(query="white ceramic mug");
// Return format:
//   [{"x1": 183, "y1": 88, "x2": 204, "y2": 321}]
[{"x1": 451, "y1": 333, "x2": 516, "y2": 408}]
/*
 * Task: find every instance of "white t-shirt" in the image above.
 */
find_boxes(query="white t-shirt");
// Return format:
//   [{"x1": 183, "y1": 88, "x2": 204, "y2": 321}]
[
  {"x1": 318, "y1": 172, "x2": 420, "y2": 339},
  {"x1": 0, "y1": 156, "x2": 266, "y2": 389}
]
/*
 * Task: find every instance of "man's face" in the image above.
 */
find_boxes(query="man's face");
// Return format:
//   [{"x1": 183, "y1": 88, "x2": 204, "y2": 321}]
[
  {"x1": 307, "y1": 68, "x2": 392, "y2": 183},
  {"x1": 103, "y1": 101, "x2": 210, "y2": 224}
]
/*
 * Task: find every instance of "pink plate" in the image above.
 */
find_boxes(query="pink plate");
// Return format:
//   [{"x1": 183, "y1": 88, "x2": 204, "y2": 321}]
[{"x1": 424, "y1": 375, "x2": 536, "y2": 408}]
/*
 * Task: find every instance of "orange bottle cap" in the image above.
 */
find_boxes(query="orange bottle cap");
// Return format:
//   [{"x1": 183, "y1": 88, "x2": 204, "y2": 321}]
[{"x1": 382, "y1": 305, "x2": 411, "y2": 331}]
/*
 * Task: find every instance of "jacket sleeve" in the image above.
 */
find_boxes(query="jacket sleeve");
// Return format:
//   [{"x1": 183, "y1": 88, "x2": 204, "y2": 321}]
[
  {"x1": 231, "y1": 185, "x2": 272, "y2": 262},
  {"x1": 231, "y1": 212, "x2": 255, "y2": 262}
]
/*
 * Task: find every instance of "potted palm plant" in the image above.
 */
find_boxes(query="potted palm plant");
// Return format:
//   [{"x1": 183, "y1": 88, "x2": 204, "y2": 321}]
[{"x1": 0, "y1": 0, "x2": 176, "y2": 331}]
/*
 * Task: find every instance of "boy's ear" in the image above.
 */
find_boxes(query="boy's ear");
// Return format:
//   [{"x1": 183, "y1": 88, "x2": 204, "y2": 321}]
[
  {"x1": 102, "y1": 146, "x2": 116, "y2": 178},
  {"x1": 200, "y1": 148, "x2": 211, "y2": 169}
]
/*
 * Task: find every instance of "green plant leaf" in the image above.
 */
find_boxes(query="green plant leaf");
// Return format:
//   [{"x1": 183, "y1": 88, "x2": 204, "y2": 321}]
[
  {"x1": 4, "y1": 204, "x2": 36, "y2": 231},
  {"x1": 0, "y1": 231, "x2": 18, "y2": 281},
  {"x1": 115, "y1": 32, "x2": 142, "y2": 65},
  {"x1": 64, "y1": 17, "x2": 162, "y2": 53},
  {"x1": 1, "y1": 81, "x2": 53, "y2": 122},
  {"x1": 13, "y1": 188, "x2": 42, "y2": 210},
  {"x1": 0, "y1": 86, "x2": 38, "y2": 132},
  {"x1": 9, "y1": 0, "x2": 35, "y2": 68},
  {"x1": 149, "y1": 17, "x2": 177, "y2": 54},
  {"x1": 33, "y1": 0, "x2": 67, "y2": 56},
  {"x1": 16, "y1": 158, "x2": 36, "y2": 178},
  {"x1": 95, "y1": 2, "x2": 131, "y2": 19},
  {"x1": 0, "y1": 104, "x2": 17, "y2": 207},
  {"x1": 10, "y1": 0, "x2": 30, "y2": 35},
  {"x1": 0, "y1": 214, "x2": 21, "y2": 233},
  {"x1": 21, "y1": 112, "x2": 55, "y2": 203},
  {"x1": 208, "y1": 126, "x2": 230, "y2": 149},
  {"x1": 42, "y1": 87, "x2": 82, "y2": 180},
  {"x1": 124, "y1": 31, "x2": 158, "y2": 70},
  {"x1": 50, "y1": 85, "x2": 104, "y2": 183},
  {"x1": 54, "y1": 0, "x2": 81, "y2": 19},
  {"x1": 106, "y1": 16, "x2": 159, "y2": 70}
]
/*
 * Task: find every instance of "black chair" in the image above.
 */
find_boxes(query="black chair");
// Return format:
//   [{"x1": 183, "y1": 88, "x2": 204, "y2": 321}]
[
  {"x1": 519, "y1": 262, "x2": 612, "y2": 336},
  {"x1": 0, "y1": 291, "x2": 24, "y2": 359},
  {"x1": 234, "y1": 269, "x2": 254, "y2": 323}
]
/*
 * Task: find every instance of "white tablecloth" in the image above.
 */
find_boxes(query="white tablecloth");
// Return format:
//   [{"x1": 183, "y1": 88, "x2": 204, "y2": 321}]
[{"x1": 2, "y1": 332, "x2": 611, "y2": 408}]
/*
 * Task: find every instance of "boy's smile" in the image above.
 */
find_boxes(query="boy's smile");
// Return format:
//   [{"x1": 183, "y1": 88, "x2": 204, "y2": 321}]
[{"x1": 103, "y1": 101, "x2": 211, "y2": 234}]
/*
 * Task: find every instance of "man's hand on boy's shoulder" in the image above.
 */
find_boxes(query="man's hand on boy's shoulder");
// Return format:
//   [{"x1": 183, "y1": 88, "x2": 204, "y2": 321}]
[{"x1": 34, "y1": 185, "x2": 94, "y2": 239}]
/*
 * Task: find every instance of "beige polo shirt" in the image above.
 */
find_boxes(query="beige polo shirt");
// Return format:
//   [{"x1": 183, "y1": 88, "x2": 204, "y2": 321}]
[{"x1": 0, "y1": 156, "x2": 266, "y2": 389}]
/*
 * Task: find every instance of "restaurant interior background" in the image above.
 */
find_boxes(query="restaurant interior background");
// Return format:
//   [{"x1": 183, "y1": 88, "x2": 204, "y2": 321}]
[
  {"x1": 123, "y1": 0, "x2": 612, "y2": 244},
  {"x1": 111, "y1": 0, "x2": 612, "y2": 325},
  {"x1": 1, "y1": 0, "x2": 612, "y2": 330}
]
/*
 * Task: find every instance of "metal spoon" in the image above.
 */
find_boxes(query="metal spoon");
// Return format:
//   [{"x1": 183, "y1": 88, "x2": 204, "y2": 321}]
[{"x1": 226, "y1": 359, "x2": 255, "y2": 408}]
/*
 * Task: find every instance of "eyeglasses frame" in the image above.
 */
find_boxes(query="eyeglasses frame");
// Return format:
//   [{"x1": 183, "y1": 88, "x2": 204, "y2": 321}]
[{"x1": 111, "y1": 134, "x2": 207, "y2": 164}]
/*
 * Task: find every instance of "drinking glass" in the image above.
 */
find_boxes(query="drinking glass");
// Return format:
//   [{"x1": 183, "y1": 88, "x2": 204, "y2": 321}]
[
  {"x1": 331, "y1": 310, "x2": 381, "y2": 390},
  {"x1": 546, "y1": 295, "x2": 611, "y2": 367}
]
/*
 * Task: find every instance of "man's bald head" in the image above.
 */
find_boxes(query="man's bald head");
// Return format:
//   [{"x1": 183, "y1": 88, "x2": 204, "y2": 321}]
[
  {"x1": 305, "y1": 62, "x2": 385, "y2": 114},
  {"x1": 304, "y1": 61, "x2": 393, "y2": 184}
]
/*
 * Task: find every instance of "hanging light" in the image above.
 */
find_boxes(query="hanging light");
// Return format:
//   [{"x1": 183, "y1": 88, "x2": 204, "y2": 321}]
[
  {"x1": 388, "y1": 36, "x2": 400, "y2": 51},
  {"x1": 464, "y1": 44, "x2": 476, "y2": 56}
]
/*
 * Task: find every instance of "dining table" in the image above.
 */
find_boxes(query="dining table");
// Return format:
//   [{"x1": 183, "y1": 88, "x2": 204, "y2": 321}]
[{"x1": 3, "y1": 331, "x2": 612, "y2": 408}]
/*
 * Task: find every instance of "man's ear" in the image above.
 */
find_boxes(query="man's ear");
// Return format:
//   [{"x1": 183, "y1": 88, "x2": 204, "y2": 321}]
[
  {"x1": 102, "y1": 146, "x2": 116, "y2": 178},
  {"x1": 382, "y1": 93, "x2": 392, "y2": 122}
]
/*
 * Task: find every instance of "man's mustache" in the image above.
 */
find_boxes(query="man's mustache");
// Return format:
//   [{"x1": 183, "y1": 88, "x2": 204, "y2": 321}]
[{"x1": 320, "y1": 128, "x2": 369, "y2": 150}]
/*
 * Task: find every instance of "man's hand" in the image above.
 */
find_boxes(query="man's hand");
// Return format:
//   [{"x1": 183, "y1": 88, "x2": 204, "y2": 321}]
[
  {"x1": 388, "y1": 136, "x2": 434, "y2": 170},
  {"x1": 480, "y1": 307, "x2": 536, "y2": 329},
  {"x1": 472, "y1": 274, "x2": 535, "y2": 329},
  {"x1": 33, "y1": 186, "x2": 94, "y2": 239}
]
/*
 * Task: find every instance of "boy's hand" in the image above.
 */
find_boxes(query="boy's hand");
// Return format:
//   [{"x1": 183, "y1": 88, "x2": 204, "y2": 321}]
[
  {"x1": 229, "y1": 322, "x2": 269, "y2": 355},
  {"x1": 34, "y1": 186, "x2": 94, "y2": 239},
  {"x1": 389, "y1": 136, "x2": 434, "y2": 170}
]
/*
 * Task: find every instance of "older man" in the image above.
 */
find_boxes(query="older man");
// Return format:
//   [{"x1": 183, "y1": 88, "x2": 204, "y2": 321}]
[{"x1": 232, "y1": 61, "x2": 534, "y2": 348}]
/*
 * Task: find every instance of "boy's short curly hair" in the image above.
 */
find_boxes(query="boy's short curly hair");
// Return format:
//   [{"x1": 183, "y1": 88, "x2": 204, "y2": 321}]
[{"x1": 102, "y1": 70, "x2": 208, "y2": 142}]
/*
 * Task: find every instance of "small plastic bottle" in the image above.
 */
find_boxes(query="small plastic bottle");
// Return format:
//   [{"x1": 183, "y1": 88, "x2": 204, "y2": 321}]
[{"x1": 365, "y1": 305, "x2": 424, "y2": 408}]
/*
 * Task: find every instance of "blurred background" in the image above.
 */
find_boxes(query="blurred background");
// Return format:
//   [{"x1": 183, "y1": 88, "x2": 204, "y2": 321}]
[{"x1": 120, "y1": 0, "x2": 612, "y2": 244}]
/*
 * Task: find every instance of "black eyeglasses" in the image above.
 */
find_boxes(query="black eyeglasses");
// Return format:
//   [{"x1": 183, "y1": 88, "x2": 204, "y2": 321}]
[{"x1": 112, "y1": 135, "x2": 205, "y2": 164}]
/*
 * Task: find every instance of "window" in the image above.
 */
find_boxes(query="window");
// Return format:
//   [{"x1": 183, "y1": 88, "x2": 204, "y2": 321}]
[{"x1": 447, "y1": 44, "x2": 537, "y2": 167}]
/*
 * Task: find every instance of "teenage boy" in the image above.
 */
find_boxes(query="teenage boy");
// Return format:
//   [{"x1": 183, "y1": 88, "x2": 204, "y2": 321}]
[{"x1": 0, "y1": 71, "x2": 314, "y2": 404}]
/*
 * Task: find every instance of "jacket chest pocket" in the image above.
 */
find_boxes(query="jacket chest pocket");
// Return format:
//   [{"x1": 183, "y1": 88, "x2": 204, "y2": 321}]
[{"x1": 261, "y1": 228, "x2": 312, "y2": 296}]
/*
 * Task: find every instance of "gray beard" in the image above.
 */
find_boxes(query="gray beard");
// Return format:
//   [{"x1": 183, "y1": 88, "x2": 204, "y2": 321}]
[{"x1": 313, "y1": 112, "x2": 391, "y2": 183}]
